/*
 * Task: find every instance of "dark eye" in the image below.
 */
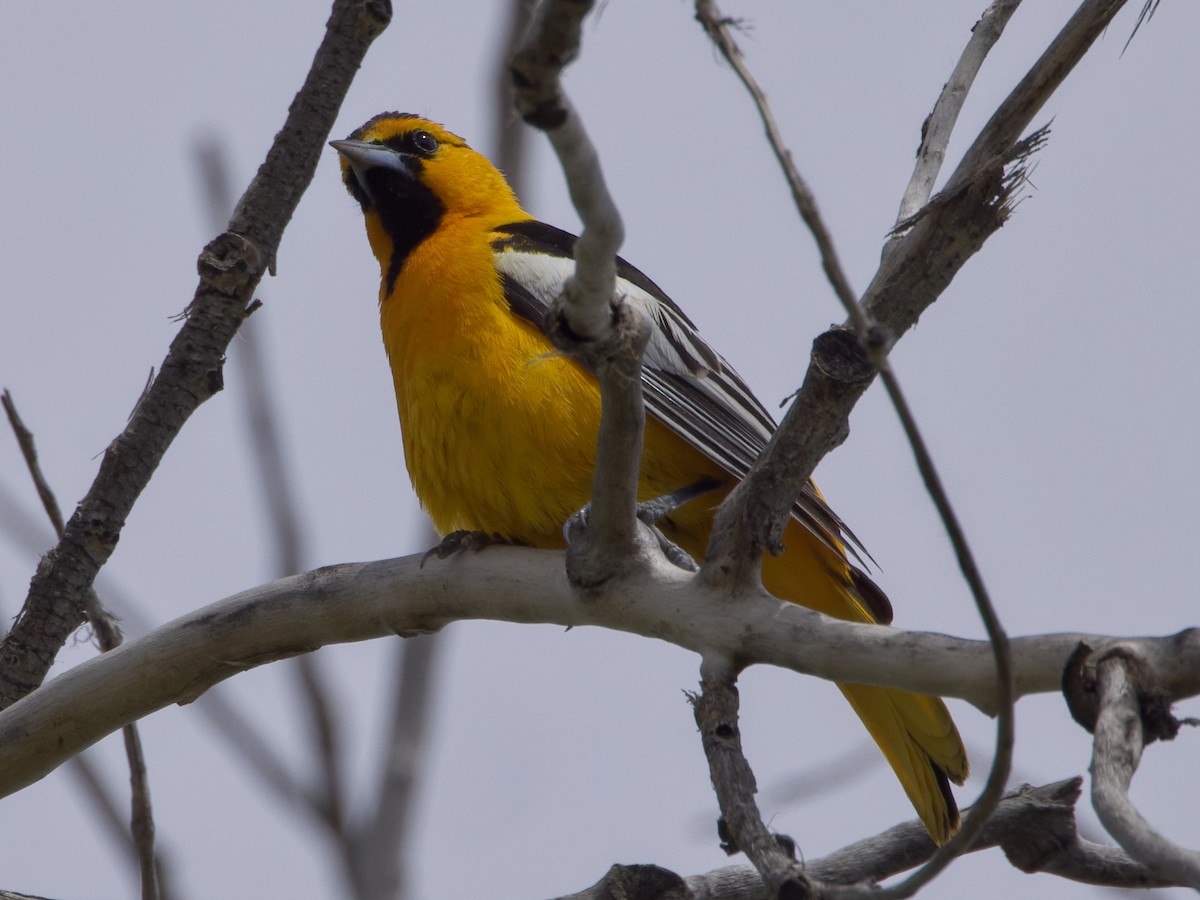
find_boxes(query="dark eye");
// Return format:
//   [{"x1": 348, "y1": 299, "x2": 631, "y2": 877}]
[{"x1": 408, "y1": 130, "x2": 439, "y2": 158}]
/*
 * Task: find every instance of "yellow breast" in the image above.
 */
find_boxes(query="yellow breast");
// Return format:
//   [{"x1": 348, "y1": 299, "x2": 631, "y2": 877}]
[{"x1": 381, "y1": 217, "x2": 603, "y2": 545}]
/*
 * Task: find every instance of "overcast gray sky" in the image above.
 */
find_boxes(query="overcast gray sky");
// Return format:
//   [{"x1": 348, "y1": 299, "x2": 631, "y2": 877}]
[{"x1": 1, "y1": 2, "x2": 1197, "y2": 898}]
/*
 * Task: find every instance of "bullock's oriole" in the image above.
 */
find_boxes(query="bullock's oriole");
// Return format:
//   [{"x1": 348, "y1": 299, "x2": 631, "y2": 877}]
[{"x1": 333, "y1": 113, "x2": 968, "y2": 843}]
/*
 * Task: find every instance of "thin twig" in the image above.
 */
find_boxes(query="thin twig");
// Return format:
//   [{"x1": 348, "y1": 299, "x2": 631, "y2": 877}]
[
  {"x1": 690, "y1": 662, "x2": 812, "y2": 897},
  {"x1": 490, "y1": 0, "x2": 536, "y2": 196},
  {"x1": 694, "y1": 0, "x2": 866, "y2": 335},
  {"x1": 897, "y1": 0, "x2": 1024, "y2": 222},
  {"x1": 0, "y1": 0, "x2": 392, "y2": 710},
  {"x1": 349, "y1": 631, "x2": 443, "y2": 899},
  {"x1": 2, "y1": 392, "x2": 162, "y2": 900},
  {"x1": 690, "y1": 16, "x2": 1014, "y2": 888},
  {"x1": 875, "y1": 370, "x2": 1012, "y2": 898},
  {"x1": 119, "y1": 713, "x2": 160, "y2": 900},
  {"x1": 1, "y1": 391, "x2": 65, "y2": 535}
]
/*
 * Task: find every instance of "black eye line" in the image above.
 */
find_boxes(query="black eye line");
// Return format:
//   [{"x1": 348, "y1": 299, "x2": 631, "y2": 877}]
[{"x1": 378, "y1": 130, "x2": 439, "y2": 160}]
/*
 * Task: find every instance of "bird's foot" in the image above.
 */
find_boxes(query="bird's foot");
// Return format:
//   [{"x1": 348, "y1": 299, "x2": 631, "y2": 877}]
[
  {"x1": 634, "y1": 477, "x2": 722, "y2": 526},
  {"x1": 563, "y1": 478, "x2": 722, "y2": 573},
  {"x1": 421, "y1": 530, "x2": 511, "y2": 567}
]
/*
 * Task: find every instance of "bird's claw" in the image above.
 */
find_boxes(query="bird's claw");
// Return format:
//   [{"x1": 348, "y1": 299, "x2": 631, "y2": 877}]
[
  {"x1": 421, "y1": 530, "x2": 509, "y2": 567},
  {"x1": 563, "y1": 482, "x2": 721, "y2": 573}
]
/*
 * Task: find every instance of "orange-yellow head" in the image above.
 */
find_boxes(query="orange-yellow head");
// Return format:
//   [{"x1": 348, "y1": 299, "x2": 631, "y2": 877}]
[{"x1": 332, "y1": 113, "x2": 528, "y2": 284}]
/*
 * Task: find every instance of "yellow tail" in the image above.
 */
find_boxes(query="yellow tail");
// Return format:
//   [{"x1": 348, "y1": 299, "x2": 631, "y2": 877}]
[
  {"x1": 839, "y1": 683, "x2": 968, "y2": 843},
  {"x1": 758, "y1": 517, "x2": 969, "y2": 844},
  {"x1": 622, "y1": 422, "x2": 971, "y2": 842}
]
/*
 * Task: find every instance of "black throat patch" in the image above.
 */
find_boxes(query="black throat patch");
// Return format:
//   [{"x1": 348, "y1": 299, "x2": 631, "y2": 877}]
[{"x1": 360, "y1": 161, "x2": 446, "y2": 296}]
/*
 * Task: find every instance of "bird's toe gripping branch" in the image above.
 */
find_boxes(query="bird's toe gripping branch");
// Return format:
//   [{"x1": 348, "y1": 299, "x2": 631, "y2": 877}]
[
  {"x1": 564, "y1": 478, "x2": 722, "y2": 575},
  {"x1": 420, "y1": 530, "x2": 514, "y2": 568}
]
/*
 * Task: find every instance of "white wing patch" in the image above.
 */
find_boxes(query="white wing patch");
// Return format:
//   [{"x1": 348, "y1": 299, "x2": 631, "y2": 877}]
[
  {"x1": 493, "y1": 241, "x2": 870, "y2": 566},
  {"x1": 494, "y1": 248, "x2": 774, "y2": 458}
]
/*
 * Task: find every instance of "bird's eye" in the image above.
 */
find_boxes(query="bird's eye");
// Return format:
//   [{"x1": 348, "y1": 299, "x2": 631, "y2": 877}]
[{"x1": 408, "y1": 130, "x2": 439, "y2": 158}]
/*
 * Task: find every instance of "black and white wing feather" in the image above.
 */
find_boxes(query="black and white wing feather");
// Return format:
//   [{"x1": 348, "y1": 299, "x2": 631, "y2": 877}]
[{"x1": 491, "y1": 220, "x2": 872, "y2": 568}]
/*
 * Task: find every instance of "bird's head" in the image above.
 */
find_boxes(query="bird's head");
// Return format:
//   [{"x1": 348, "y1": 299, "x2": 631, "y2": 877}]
[
  {"x1": 333, "y1": 114, "x2": 526, "y2": 268},
  {"x1": 332, "y1": 113, "x2": 527, "y2": 286}
]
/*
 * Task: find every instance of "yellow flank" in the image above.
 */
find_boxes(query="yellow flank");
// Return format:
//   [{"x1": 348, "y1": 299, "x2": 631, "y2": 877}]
[{"x1": 336, "y1": 114, "x2": 968, "y2": 843}]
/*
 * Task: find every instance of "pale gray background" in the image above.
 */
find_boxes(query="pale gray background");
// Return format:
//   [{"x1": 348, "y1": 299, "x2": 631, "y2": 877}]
[{"x1": 1, "y1": 2, "x2": 1197, "y2": 898}]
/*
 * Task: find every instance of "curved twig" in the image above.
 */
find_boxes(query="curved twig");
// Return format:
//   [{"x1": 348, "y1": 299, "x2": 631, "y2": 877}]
[
  {"x1": 2, "y1": 391, "x2": 163, "y2": 900},
  {"x1": 1090, "y1": 651, "x2": 1200, "y2": 888}
]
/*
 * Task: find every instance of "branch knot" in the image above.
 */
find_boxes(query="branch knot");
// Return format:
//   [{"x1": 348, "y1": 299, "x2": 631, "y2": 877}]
[
  {"x1": 1063, "y1": 641, "x2": 1181, "y2": 742},
  {"x1": 196, "y1": 231, "x2": 261, "y2": 296}
]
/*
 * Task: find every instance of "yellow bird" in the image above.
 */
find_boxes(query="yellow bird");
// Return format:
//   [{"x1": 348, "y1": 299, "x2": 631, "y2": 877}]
[{"x1": 333, "y1": 113, "x2": 968, "y2": 843}]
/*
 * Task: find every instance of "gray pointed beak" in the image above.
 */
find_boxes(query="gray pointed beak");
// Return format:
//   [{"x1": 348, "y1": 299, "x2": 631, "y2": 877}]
[
  {"x1": 331, "y1": 139, "x2": 416, "y2": 207},
  {"x1": 330, "y1": 139, "x2": 413, "y2": 176}
]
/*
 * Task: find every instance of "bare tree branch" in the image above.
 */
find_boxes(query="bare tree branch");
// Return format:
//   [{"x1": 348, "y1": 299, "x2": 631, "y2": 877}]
[
  {"x1": 688, "y1": 15, "x2": 1018, "y2": 887},
  {"x1": 897, "y1": 0, "x2": 1025, "y2": 222},
  {"x1": 511, "y1": 0, "x2": 659, "y2": 581},
  {"x1": 348, "y1": 632, "x2": 442, "y2": 900},
  {"x1": 489, "y1": 0, "x2": 536, "y2": 196},
  {"x1": 0, "y1": 551, "x2": 1195, "y2": 802},
  {"x1": 691, "y1": 663, "x2": 812, "y2": 897},
  {"x1": 1087, "y1": 648, "x2": 1200, "y2": 887},
  {"x1": 706, "y1": 0, "x2": 1130, "y2": 576},
  {"x1": 2, "y1": 392, "x2": 163, "y2": 900},
  {"x1": 560, "y1": 778, "x2": 1183, "y2": 897},
  {"x1": 693, "y1": 0, "x2": 865, "y2": 337},
  {"x1": 512, "y1": 0, "x2": 624, "y2": 343},
  {"x1": 0, "y1": 0, "x2": 392, "y2": 710}
]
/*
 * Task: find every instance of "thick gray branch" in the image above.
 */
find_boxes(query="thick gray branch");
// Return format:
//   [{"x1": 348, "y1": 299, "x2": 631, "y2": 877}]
[{"x1": 0, "y1": 549, "x2": 1195, "y2": 801}]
